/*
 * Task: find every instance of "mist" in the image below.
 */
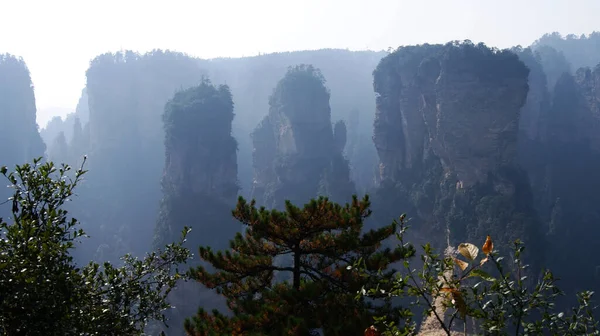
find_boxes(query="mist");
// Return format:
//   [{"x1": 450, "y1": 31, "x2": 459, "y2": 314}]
[{"x1": 2, "y1": 1, "x2": 600, "y2": 335}]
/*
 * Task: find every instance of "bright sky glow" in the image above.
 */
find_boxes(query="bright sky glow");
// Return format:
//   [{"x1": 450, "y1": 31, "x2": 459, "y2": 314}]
[{"x1": 0, "y1": 0, "x2": 598, "y2": 126}]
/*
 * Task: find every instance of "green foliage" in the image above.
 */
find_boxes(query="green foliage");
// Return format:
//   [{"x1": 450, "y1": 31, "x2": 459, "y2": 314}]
[
  {"x1": 184, "y1": 195, "x2": 408, "y2": 335},
  {"x1": 355, "y1": 216, "x2": 599, "y2": 335},
  {"x1": 162, "y1": 79, "x2": 236, "y2": 152},
  {"x1": 0, "y1": 158, "x2": 191, "y2": 335}
]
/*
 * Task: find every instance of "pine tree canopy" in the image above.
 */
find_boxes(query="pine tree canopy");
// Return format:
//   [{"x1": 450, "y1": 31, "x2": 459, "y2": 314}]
[{"x1": 184, "y1": 195, "x2": 410, "y2": 336}]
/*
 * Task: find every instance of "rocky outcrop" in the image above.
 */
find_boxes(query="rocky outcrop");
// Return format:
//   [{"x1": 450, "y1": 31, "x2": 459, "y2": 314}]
[
  {"x1": 514, "y1": 48, "x2": 552, "y2": 143},
  {"x1": 0, "y1": 54, "x2": 46, "y2": 219},
  {"x1": 573, "y1": 66, "x2": 600, "y2": 149},
  {"x1": 80, "y1": 50, "x2": 207, "y2": 261},
  {"x1": 154, "y1": 80, "x2": 240, "y2": 250},
  {"x1": 371, "y1": 42, "x2": 541, "y2": 262},
  {"x1": 251, "y1": 64, "x2": 355, "y2": 208},
  {"x1": 528, "y1": 64, "x2": 600, "y2": 296},
  {"x1": 374, "y1": 42, "x2": 529, "y2": 188},
  {"x1": 151, "y1": 81, "x2": 239, "y2": 336},
  {"x1": 0, "y1": 54, "x2": 46, "y2": 166}
]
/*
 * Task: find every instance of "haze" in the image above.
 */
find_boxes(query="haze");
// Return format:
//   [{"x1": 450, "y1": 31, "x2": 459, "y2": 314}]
[
  {"x1": 0, "y1": 0, "x2": 598, "y2": 126},
  {"x1": 5, "y1": 0, "x2": 600, "y2": 333}
]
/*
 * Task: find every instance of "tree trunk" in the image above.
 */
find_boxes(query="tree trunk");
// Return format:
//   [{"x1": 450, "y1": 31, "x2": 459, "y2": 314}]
[{"x1": 293, "y1": 244, "x2": 301, "y2": 290}]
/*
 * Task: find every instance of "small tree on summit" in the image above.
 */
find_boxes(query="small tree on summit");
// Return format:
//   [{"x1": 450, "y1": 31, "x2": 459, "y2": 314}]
[{"x1": 184, "y1": 195, "x2": 411, "y2": 336}]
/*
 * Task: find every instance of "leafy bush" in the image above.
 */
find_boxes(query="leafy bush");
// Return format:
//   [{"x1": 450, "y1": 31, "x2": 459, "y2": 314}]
[
  {"x1": 0, "y1": 158, "x2": 191, "y2": 335},
  {"x1": 355, "y1": 215, "x2": 599, "y2": 335}
]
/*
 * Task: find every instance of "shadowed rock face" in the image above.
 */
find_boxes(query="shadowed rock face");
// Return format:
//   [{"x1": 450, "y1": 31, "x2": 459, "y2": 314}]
[
  {"x1": 0, "y1": 54, "x2": 46, "y2": 220},
  {"x1": 528, "y1": 64, "x2": 600, "y2": 296},
  {"x1": 514, "y1": 48, "x2": 551, "y2": 143},
  {"x1": 374, "y1": 43, "x2": 529, "y2": 188},
  {"x1": 251, "y1": 64, "x2": 355, "y2": 208},
  {"x1": 573, "y1": 66, "x2": 600, "y2": 150},
  {"x1": 149, "y1": 81, "x2": 240, "y2": 336},
  {"x1": 154, "y1": 81, "x2": 239, "y2": 250},
  {"x1": 0, "y1": 54, "x2": 46, "y2": 166},
  {"x1": 371, "y1": 42, "x2": 541, "y2": 269}
]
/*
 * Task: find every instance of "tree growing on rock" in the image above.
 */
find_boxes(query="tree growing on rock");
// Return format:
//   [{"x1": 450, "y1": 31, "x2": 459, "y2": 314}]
[{"x1": 184, "y1": 195, "x2": 409, "y2": 336}]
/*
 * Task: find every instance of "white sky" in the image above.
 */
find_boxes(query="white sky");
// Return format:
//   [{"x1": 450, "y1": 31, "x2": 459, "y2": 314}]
[{"x1": 1, "y1": 0, "x2": 599, "y2": 126}]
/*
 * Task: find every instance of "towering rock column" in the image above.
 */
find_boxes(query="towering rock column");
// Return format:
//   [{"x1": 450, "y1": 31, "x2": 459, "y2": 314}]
[
  {"x1": 0, "y1": 54, "x2": 46, "y2": 219},
  {"x1": 372, "y1": 42, "x2": 542, "y2": 266},
  {"x1": 151, "y1": 80, "x2": 241, "y2": 336},
  {"x1": 154, "y1": 80, "x2": 240, "y2": 251},
  {"x1": 251, "y1": 64, "x2": 355, "y2": 208}
]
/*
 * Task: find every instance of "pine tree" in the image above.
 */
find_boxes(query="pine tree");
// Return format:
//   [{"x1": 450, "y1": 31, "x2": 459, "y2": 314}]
[{"x1": 184, "y1": 195, "x2": 407, "y2": 335}]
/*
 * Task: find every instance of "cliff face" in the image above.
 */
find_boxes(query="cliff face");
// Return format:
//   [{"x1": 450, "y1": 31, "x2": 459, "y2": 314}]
[
  {"x1": 251, "y1": 65, "x2": 355, "y2": 208},
  {"x1": 573, "y1": 67, "x2": 600, "y2": 149},
  {"x1": 515, "y1": 48, "x2": 552, "y2": 143},
  {"x1": 372, "y1": 42, "x2": 540, "y2": 260},
  {"x1": 0, "y1": 54, "x2": 46, "y2": 166},
  {"x1": 0, "y1": 54, "x2": 46, "y2": 218},
  {"x1": 374, "y1": 43, "x2": 528, "y2": 188},
  {"x1": 530, "y1": 64, "x2": 600, "y2": 295},
  {"x1": 205, "y1": 50, "x2": 384, "y2": 197},
  {"x1": 151, "y1": 81, "x2": 239, "y2": 336},
  {"x1": 80, "y1": 50, "x2": 207, "y2": 261},
  {"x1": 154, "y1": 81, "x2": 240, "y2": 250}
]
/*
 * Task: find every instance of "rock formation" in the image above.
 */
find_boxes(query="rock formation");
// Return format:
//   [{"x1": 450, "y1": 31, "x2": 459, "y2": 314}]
[
  {"x1": 154, "y1": 80, "x2": 240, "y2": 250},
  {"x1": 205, "y1": 50, "x2": 384, "y2": 196},
  {"x1": 80, "y1": 50, "x2": 207, "y2": 261},
  {"x1": 371, "y1": 42, "x2": 541, "y2": 263},
  {"x1": 0, "y1": 54, "x2": 46, "y2": 219},
  {"x1": 0, "y1": 54, "x2": 46, "y2": 166},
  {"x1": 527, "y1": 64, "x2": 600, "y2": 296},
  {"x1": 151, "y1": 81, "x2": 240, "y2": 336},
  {"x1": 251, "y1": 65, "x2": 355, "y2": 208},
  {"x1": 514, "y1": 47, "x2": 552, "y2": 143}
]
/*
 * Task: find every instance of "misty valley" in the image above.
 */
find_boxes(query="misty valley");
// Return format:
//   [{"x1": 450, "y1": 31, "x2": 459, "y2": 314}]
[{"x1": 2, "y1": 32, "x2": 600, "y2": 335}]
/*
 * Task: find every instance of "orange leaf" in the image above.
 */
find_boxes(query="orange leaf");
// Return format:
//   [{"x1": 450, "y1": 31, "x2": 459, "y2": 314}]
[
  {"x1": 453, "y1": 257, "x2": 469, "y2": 271},
  {"x1": 482, "y1": 235, "x2": 493, "y2": 255}
]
